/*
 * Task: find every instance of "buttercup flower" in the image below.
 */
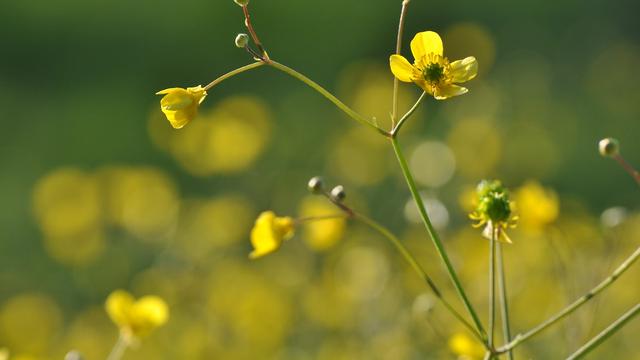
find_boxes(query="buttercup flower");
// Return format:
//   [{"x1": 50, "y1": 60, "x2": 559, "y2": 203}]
[
  {"x1": 105, "y1": 290, "x2": 169, "y2": 342},
  {"x1": 249, "y1": 211, "x2": 295, "y2": 259},
  {"x1": 469, "y1": 180, "x2": 518, "y2": 243},
  {"x1": 156, "y1": 86, "x2": 207, "y2": 129},
  {"x1": 389, "y1": 31, "x2": 477, "y2": 99}
]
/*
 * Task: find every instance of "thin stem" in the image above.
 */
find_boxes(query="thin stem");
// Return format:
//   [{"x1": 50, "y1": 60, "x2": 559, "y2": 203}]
[
  {"x1": 106, "y1": 334, "x2": 128, "y2": 360},
  {"x1": 352, "y1": 211, "x2": 485, "y2": 343},
  {"x1": 488, "y1": 228, "x2": 497, "y2": 350},
  {"x1": 204, "y1": 62, "x2": 265, "y2": 91},
  {"x1": 390, "y1": 136, "x2": 488, "y2": 342},
  {"x1": 391, "y1": 0, "x2": 411, "y2": 128},
  {"x1": 267, "y1": 61, "x2": 390, "y2": 137},
  {"x1": 497, "y1": 242, "x2": 514, "y2": 360},
  {"x1": 295, "y1": 214, "x2": 347, "y2": 224},
  {"x1": 391, "y1": 91, "x2": 427, "y2": 136},
  {"x1": 242, "y1": 5, "x2": 269, "y2": 61},
  {"x1": 565, "y1": 303, "x2": 640, "y2": 360},
  {"x1": 613, "y1": 154, "x2": 640, "y2": 186},
  {"x1": 497, "y1": 245, "x2": 640, "y2": 353}
]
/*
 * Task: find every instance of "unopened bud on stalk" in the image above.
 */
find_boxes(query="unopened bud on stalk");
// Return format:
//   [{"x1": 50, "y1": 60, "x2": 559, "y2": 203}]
[
  {"x1": 330, "y1": 185, "x2": 346, "y2": 202},
  {"x1": 234, "y1": 0, "x2": 249, "y2": 6},
  {"x1": 235, "y1": 33, "x2": 249, "y2": 48},
  {"x1": 307, "y1": 176, "x2": 324, "y2": 194},
  {"x1": 599, "y1": 138, "x2": 619, "y2": 157}
]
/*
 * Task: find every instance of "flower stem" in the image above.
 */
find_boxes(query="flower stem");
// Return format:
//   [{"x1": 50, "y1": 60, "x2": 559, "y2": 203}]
[
  {"x1": 565, "y1": 303, "x2": 640, "y2": 360},
  {"x1": 497, "y1": 242, "x2": 514, "y2": 360},
  {"x1": 267, "y1": 61, "x2": 390, "y2": 137},
  {"x1": 391, "y1": 91, "x2": 427, "y2": 136},
  {"x1": 106, "y1": 334, "x2": 128, "y2": 360},
  {"x1": 390, "y1": 136, "x2": 488, "y2": 343},
  {"x1": 204, "y1": 62, "x2": 265, "y2": 91},
  {"x1": 352, "y1": 211, "x2": 485, "y2": 343},
  {"x1": 488, "y1": 228, "x2": 497, "y2": 350},
  {"x1": 496, "y1": 245, "x2": 640, "y2": 354},
  {"x1": 612, "y1": 154, "x2": 640, "y2": 186},
  {"x1": 391, "y1": 0, "x2": 411, "y2": 128},
  {"x1": 242, "y1": 5, "x2": 270, "y2": 61}
]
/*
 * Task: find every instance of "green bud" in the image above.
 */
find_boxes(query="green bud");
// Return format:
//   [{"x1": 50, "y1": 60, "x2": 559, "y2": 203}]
[
  {"x1": 598, "y1": 138, "x2": 619, "y2": 157},
  {"x1": 234, "y1": 33, "x2": 249, "y2": 48},
  {"x1": 330, "y1": 185, "x2": 346, "y2": 202},
  {"x1": 307, "y1": 176, "x2": 324, "y2": 194},
  {"x1": 234, "y1": 0, "x2": 249, "y2": 6},
  {"x1": 474, "y1": 179, "x2": 512, "y2": 223}
]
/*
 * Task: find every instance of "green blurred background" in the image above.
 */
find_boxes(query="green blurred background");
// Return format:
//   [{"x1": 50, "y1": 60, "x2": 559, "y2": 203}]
[{"x1": 1, "y1": 0, "x2": 639, "y2": 358}]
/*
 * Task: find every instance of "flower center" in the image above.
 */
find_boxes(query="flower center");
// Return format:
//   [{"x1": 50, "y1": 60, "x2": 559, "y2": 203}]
[{"x1": 423, "y1": 62, "x2": 445, "y2": 83}]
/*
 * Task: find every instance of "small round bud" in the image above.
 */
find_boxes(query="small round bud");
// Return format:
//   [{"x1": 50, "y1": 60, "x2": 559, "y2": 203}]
[
  {"x1": 234, "y1": 0, "x2": 249, "y2": 6},
  {"x1": 64, "y1": 351, "x2": 84, "y2": 360},
  {"x1": 599, "y1": 138, "x2": 619, "y2": 157},
  {"x1": 330, "y1": 185, "x2": 346, "y2": 202},
  {"x1": 234, "y1": 33, "x2": 250, "y2": 48},
  {"x1": 307, "y1": 176, "x2": 324, "y2": 194}
]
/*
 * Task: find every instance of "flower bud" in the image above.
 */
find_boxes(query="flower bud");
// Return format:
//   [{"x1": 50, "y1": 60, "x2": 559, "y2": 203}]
[
  {"x1": 235, "y1": 33, "x2": 249, "y2": 48},
  {"x1": 598, "y1": 138, "x2": 619, "y2": 157},
  {"x1": 307, "y1": 176, "x2": 324, "y2": 194},
  {"x1": 234, "y1": 0, "x2": 249, "y2": 6},
  {"x1": 330, "y1": 185, "x2": 346, "y2": 202}
]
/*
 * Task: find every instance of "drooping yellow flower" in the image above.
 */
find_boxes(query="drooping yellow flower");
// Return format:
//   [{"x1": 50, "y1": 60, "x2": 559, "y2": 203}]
[
  {"x1": 156, "y1": 86, "x2": 207, "y2": 129},
  {"x1": 249, "y1": 211, "x2": 295, "y2": 259},
  {"x1": 105, "y1": 290, "x2": 169, "y2": 342},
  {"x1": 390, "y1": 31, "x2": 477, "y2": 99}
]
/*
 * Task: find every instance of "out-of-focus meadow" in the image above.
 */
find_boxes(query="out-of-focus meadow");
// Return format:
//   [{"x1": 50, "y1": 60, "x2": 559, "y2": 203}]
[{"x1": 1, "y1": 0, "x2": 639, "y2": 358}]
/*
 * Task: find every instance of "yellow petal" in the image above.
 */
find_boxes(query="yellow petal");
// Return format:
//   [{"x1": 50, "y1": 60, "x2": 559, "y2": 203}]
[
  {"x1": 410, "y1": 31, "x2": 443, "y2": 61},
  {"x1": 389, "y1": 55, "x2": 415, "y2": 82},
  {"x1": 434, "y1": 84, "x2": 468, "y2": 100},
  {"x1": 449, "y1": 56, "x2": 478, "y2": 83},
  {"x1": 105, "y1": 290, "x2": 134, "y2": 328},
  {"x1": 130, "y1": 296, "x2": 169, "y2": 334},
  {"x1": 249, "y1": 211, "x2": 281, "y2": 259}
]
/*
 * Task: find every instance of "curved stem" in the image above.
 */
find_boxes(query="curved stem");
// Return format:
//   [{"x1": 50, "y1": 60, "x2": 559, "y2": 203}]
[
  {"x1": 203, "y1": 62, "x2": 265, "y2": 91},
  {"x1": 497, "y1": 245, "x2": 640, "y2": 353},
  {"x1": 242, "y1": 5, "x2": 269, "y2": 60},
  {"x1": 488, "y1": 228, "x2": 497, "y2": 350},
  {"x1": 106, "y1": 334, "x2": 128, "y2": 360},
  {"x1": 352, "y1": 211, "x2": 485, "y2": 343},
  {"x1": 267, "y1": 61, "x2": 390, "y2": 137},
  {"x1": 565, "y1": 303, "x2": 640, "y2": 360},
  {"x1": 390, "y1": 136, "x2": 488, "y2": 342},
  {"x1": 391, "y1": 0, "x2": 411, "y2": 128},
  {"x1": 612, "y1": 154, "x2": 640, "y2": 186},
  {"x1": 497, "y1": 242, "x2": 514, "y2": 360},
  {"x1": 391, "y1": 91, "x2": 427, "y2": 136}
]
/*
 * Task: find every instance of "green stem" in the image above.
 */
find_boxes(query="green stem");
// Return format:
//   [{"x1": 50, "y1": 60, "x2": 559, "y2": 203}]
[
  {"x1": 566, "y1": 303, "x2": 640, "y2": 360},
  {"x1": 391, "y1": 0, "x2": 411, "y2": 127},
  {"x1": 489, "y1": 228, "x2": 497, "y2": 349},
  {"x1": 106, "y1": 334, "x2": 128, "y2": 360},
  {"x1": 390, "y1": 136, "x2": 488, "y2": 342},
  {"x1": 497, "y1": 242, "x2": 514, "y2": 360},
  {"x1": 497, "y1": 245, "x2": 640, "y2": 353},
  {"x1": 353, "y1": 211, "x2": 485, "y2": 343},
  {"x1": 267, "y1": 61, "x2": 390, "y2": 137},
  {"x1": 391, "y1": 91, "x2": 427, "y2": 136},
  {"x1": 204, "y1": 62, "x2": 265, "y2": 91}
]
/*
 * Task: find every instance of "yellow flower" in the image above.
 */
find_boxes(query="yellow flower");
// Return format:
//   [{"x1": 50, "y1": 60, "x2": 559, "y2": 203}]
[
  {"x1": 389, "y1": 31, "x2": 478, "y2": 99},
  {"x1": 448, "y1": 332, "x2": 485, "y2": 359},
  {"x1": 249, "y1": 211, "x2": 295, "y2": 259},
  {"x1": 156, "y1": 86, "x2": 207, "y2": 129},
  {"x1": 105, "y1": 290, "x2": 169, "y2": 342},
  {"x1": 514, "y1": 181, "x2": 559, "y2": 232}
]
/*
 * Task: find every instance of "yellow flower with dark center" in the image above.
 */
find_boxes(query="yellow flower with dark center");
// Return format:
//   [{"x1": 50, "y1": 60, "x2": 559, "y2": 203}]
[
  {"x1": 105, "y1": 290, "x2": 169, "y2": 343},
  {"x1": 156, "y1": 86, "x2": 207, "y2": 129},
  {"x1": 389, "y1": 31, "x2": 478, "y2": 99},
  {"x1": 249, "y1": 211, "x2": 295, "y2": 259}
]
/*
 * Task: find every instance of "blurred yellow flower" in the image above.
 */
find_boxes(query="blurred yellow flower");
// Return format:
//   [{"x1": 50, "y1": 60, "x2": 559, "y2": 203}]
[
  {"x1": 249, "y1": 211, "x2": 295, "y2": 259},
  {"x1": 390, "y1": 31, "x2": 477, "y2": 99},
  {"x1": 156, "y1": 86, "x2": 207, "y2": 129},
  {"x1": 299, "y1": 197, "x2": 345, "y2": 251},
  {"x1": 514, "y1": 181, "x2": 559, "y2": 232},
  {"x1": 448, "y1": 332, "x2": 485, "y2": 359},
  {"x1": 105, "y1": 290, "x2": 169, "y2": 342}
]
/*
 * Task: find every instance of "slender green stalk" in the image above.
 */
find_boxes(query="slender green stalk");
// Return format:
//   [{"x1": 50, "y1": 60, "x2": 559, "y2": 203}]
[
  {"x1": 488, "y1": 228, "x2": 497, "y2": 350},
  {"x1": 353, "y1": 211, "x2": 485, "y2": 343},
  {"x1": 497, "y1": 242, "x2": 514, "y2": 360},
  {"x1": 497, "y1": 245, "x2": 640, "y2": 353},
  {"x1": 204, "y1": 62, "x2": 265, "y2": 91},
  {"x1": 612, "y1": 154, "x2": 640, "y2": 186},
  {"x1": 390, "y1": 136, "x2": 488, "y2": 342},
  {"x1": 106, "y1": 334, "x2": 128, "y2": 360},
  {"x1": 566, "y1": 303, "x2": 640, "y2": 360},
  {"x1": 391, "y1": 0, "x2": 411, "y2": 127},
  {"x1": 267, "y1": 61, "x2": 390, "y2": 137},
  {"x1": 391, "y1": 91, "x2": 427, "y2": 136}
]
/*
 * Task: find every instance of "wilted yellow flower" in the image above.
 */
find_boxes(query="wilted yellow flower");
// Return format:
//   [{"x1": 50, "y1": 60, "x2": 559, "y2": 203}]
[
  {"x1": 156, "y1": 86, "x2": 207, "y2": 129},
  {"x1": 249, "y1": 211, "x2": 295, "y2": 259},
  {"x1": 514, "y1": 181, "x2": 559, "y2": 231},
  {"x1": 390, "y1": 31, "x2": 477, "y2": 99},
  {"x1": 448, "y1": 332, "x2": 485, "y2": 359},
  {"x1": 105, "y1": 290, "x2": 169, "y2": 342}
]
